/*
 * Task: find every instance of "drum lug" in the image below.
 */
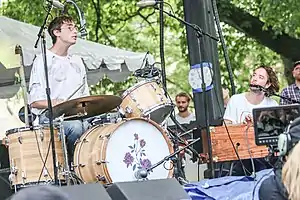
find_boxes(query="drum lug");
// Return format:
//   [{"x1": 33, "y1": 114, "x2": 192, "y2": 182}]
[
  {"x1": 136, "y1": 104, "x2": 143, "y2": 112},
  {"x1": 99, "y1": 133, "x2": 111, "y2": 139},
  {"x1": 125, "y1": 106, "x2": 133, "y2": 114},
  {"x1": 95, "y1": 160, "x2": 109, "y2": 165},
  {"x1": 22, "y1": 170, "x2": 26, "y2": 180},
  {"x1": 150, "y1": 83, "x2": 157, "y2": 91},
  {"x1": 96, "y1": 175, "x2": 107, "y2": 183},
  {"x1": 40, "y1": 131, "x2": 44, "y2": 142},
  {"x1": 4, "y1": 137, "x2": 9, "y2": 146},
  {"x1": 130, "y1": 94, "x2": 136, "y2": 102},
  {"x1": 18, "y1": 136, "x2": 22, "y2": 144}
]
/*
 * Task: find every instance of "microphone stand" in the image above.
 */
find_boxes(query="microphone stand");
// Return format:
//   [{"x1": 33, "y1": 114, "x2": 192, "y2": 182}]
[
  {"x1": 140, "y1": 137, "x2": 201, "y2": 180},
  {"x1": 34, "y1": 4, "x2": 59, "y2": 185},
  {"x1": 270, "y1": 92, "x2": 300, "y2": 104},
  {"x1": 154, "y1": 6, "x2": 218, "y2": 178},
  {"x1": 167, "y1": 127, "x2": 202, "y2": 161},
  {"x1": 257, "y1": 86, "x2": 300, "y2": 104}
]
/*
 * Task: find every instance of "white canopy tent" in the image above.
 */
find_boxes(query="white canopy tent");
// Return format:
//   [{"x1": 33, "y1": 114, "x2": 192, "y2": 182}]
[{"x1": 0, "y1": 16, "x2": 155, "y2": 98}]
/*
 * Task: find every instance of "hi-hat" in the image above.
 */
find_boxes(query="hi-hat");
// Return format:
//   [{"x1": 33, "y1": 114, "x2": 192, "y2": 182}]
[{"x1": 46, "y1": 95, "x2": 122, "y2": 120}]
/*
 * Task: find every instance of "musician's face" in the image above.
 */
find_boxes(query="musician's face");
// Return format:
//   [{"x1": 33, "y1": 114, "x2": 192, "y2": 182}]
[
  {"x1": 176, "y1": 96, "x2": 189, "y2": 113},
  {"x1": 54, "y1": 22, "x2": 78, "y2": 45},
  {"x1": 293, "y1": 64, "x2": 300, "y2": 81},
  {"x1": 250, "y1": 68, "x2": 270, "y2": 91}
]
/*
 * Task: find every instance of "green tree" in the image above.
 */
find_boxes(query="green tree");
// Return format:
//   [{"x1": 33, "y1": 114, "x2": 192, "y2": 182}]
[{"x1": 1, "y1": 0, "x2": 298, "y2": 98}]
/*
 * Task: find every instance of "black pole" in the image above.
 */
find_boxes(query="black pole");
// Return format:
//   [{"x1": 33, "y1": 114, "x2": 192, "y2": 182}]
[
  {"x1": 34, "y1": 5, "x2": 59, "y2": 185},
  {"x1": 159, "y1": 0, "x2": 167, "y2": 88},
  {"x1": 154, "y1": 6, "x2": 217, "y2": 178}
]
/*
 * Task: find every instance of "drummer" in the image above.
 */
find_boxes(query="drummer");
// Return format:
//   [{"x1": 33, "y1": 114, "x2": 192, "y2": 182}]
[{"x1": 28, "y1": 16, "x2": 89, "y2": 163}]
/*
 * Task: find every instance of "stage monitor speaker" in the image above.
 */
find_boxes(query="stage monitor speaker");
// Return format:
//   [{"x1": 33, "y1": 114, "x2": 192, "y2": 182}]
[
  {"x1": 60, "y1": 183, "x2": 112, "y2": 200},
  {"x1": 106, "y1": 178, "x2": 191, "y2": 200},
  {"x1": 0, "y1": 142, "x2": 12, "y2": 200}
]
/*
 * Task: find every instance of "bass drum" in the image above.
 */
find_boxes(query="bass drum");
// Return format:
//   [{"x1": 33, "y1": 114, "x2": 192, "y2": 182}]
[{"x1": 73, "y1": 118, "x2": 174, "y2": 184}]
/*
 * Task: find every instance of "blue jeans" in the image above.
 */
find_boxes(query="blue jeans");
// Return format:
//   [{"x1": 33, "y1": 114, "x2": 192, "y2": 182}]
[{"x1": 39, "y1": 114, "x2": 89, "y2": 162}]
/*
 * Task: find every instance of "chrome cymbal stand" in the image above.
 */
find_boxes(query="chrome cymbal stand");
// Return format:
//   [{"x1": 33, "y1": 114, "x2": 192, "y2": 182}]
[{"x1": 55, "y1": 115, "x2": 71, "y2": 185}]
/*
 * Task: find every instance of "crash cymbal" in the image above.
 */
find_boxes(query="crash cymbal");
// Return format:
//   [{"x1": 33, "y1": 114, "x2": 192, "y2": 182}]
[{"x1": 47, "y1": 95, "x2": 122, "y2": 120}]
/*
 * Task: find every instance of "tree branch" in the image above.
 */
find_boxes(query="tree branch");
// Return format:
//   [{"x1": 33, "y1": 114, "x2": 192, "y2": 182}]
[{"x1": 217, "y1": 0, "x2": 300, "y2": 62}]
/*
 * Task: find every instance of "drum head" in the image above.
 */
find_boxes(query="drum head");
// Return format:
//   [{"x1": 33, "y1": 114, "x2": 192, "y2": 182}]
[{"x1": 105, "y1": 119, "x2": 173, "y2": 182}]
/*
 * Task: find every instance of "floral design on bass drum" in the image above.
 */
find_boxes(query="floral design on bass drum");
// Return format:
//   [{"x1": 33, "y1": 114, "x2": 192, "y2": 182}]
[{"x1": 123, "y1": 133, "x2": 152, "y2": 173}]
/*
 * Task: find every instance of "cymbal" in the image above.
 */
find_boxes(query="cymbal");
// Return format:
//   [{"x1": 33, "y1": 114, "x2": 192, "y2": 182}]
[{"x1": 47, "y1": 95, "x2": 122, "y2": 120}]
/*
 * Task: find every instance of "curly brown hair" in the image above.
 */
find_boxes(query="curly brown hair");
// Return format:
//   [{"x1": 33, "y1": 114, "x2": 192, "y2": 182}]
[{"x1": 255, "y1": 65, "x2": 280, "y2": 96}]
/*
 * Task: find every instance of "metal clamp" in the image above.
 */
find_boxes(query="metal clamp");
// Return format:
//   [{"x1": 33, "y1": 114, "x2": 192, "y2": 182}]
[
  {"x1": 95, "y1": 160, "x2": 109, "y2": 165},
  {"x1": 125, "y1": 106, "x2": 133, "y2": 114}
]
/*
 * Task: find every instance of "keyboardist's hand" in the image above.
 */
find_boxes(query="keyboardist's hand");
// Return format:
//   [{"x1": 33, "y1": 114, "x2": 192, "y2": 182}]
[{"x1": 244, "y1": 114, "x2": 253, "y2": 125}]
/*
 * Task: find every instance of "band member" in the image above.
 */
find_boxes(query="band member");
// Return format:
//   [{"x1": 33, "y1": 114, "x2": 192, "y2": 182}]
[
  {"x1": 280, "y1": 61, "x2": 300, "y2": 105},
  {"x1": 224, "y1": 65, "x2": 279, "y2": 124},
  {"x1": 223, "y1": 65, "x2": 280, "y2": 176},
  {"x1": 28, "y1": 16, "x2": 89, "y2": 162},
  {"x1": 166, "y1": 92, "x2": 195, "y2": 126}
]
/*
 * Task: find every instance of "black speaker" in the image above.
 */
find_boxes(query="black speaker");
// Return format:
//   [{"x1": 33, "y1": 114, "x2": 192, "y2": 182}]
[
  {"x1": 106, "y1": 178, "x2": 191, "y2": 200},
  {"x1": 60, "y1": 183, "x2": 112, "y2": 200},
  {"x1": 0, "y1": 142, "x2": 13, "y2": 200}
]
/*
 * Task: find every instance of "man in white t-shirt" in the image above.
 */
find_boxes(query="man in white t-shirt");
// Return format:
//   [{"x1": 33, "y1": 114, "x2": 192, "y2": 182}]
[
  {"x1": 167, "y1": 92, "x2": 196, "y2": 126},
  {"x1": 28, "y1": 16, "x2": 90, "y2": 163},
  {"x1": 223, "y1": 65, "x2": 280, "y2": 175},
  {"x1": 224, "y1": 65, "x2": 279, "y2": 124}
]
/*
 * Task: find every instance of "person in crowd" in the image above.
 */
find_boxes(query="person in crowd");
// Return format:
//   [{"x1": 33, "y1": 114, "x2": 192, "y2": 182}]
[
  {"x1": 166, "y1": 92, "x2": 196, "y2": 126},
  {"x1": 10, "y1": 186, "x2": 70, "y2": 200},
  {"x1": 282, "y1": 141, "x2": 300, "y2": 200},
  {"x1": 280, "y1": 61, "x2": 300, "y2": 105}
]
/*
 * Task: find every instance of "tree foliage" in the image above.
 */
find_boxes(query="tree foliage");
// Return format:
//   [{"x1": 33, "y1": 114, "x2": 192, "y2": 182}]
[{"x1": 1, "y1": 0, "x2": 298, "y2": 98}]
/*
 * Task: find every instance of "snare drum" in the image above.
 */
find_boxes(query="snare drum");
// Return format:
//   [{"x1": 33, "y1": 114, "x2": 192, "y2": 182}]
[
  {"x1": 5, "y1": 126, "x2": 65, "y2": 187},
  {"x1": 73, "y1": 118, "x2": 174, "y2": 184},
  {"x1": 120, "y1": 80, "x2": 174, "y2": 124}
]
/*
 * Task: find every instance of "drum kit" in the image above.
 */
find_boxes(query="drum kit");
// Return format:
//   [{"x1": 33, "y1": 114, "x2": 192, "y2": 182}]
[{"x1": 2, "y1": 78, "x2": 197, "y2": 192}]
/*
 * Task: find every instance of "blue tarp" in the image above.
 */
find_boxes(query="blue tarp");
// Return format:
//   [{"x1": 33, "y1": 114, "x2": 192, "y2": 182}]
[{"x1": 183, "y1": 169, "x2": 274, "y2": 200}]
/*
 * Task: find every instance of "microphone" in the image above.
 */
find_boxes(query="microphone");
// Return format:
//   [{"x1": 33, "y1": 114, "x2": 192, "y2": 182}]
[
  {"x1": 137, "y1": 0, "x2": 159, "y2": 8},
  {"x1": 249, "y1": 84, "x2": 266, "y2": 92},
  {"x1": 65, "y1": 0, "x2": 88, "y2": 39},
  {"x1": 134, "y1": 169, "x2": 148, "y2": 179},
  {"x1": 78, "y1": 12, "x2": 88, "y2": 39},
  {"x1": 47, "y1": 0, "x2": 64, "y2": 10}
]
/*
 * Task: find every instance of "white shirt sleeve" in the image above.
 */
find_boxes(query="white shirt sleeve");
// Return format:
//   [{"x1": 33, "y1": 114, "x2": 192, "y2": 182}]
[
  {"x1": 28, "y1": 55, "x2": 47, "y2": 105},
  {"x1": 223, "y1": 95, "x2": 238, "y2": 124}
]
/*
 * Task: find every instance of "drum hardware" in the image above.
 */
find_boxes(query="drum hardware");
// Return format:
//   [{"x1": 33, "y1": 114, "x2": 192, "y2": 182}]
[
  {"x1": 125, "y1": 106, "x2": 133, "y2": 114},
  {"x1": 136, "y1": 104, "x2": 143, "y2": 112},
  {"x1": 40, "y1": 131, "x2": 45, "y2": 142},
  {"x1": 17, "y1": 136, "x2": 22, "y2": 144},
  {"x1": 98, "y1": 133, "x2": 111, "y2": 139},
  {"x1": 96, "y1": 175, "x2": 107, "y2": 183},
  {"x1": 135, "y1": 137, "x2": 201, "y2": 182},
  {"x1": 95, "y1": 160, "x2": 109, "y2": 165}
]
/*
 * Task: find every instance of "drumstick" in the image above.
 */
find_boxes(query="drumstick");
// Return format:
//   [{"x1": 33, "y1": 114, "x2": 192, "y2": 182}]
[
  {"x1": 39, "y1": 82, "x2": 85, "y2": 116},
  {"x1": 66, "y1": 82, "x2": 85, "y2": 101}
]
